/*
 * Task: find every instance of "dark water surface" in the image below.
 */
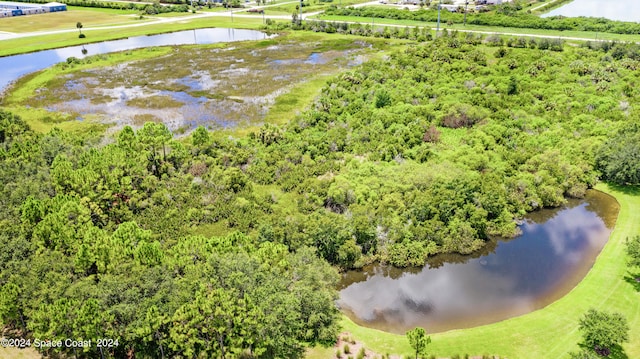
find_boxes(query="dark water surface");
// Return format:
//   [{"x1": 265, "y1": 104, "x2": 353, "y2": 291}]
[
  {"x1": 542, "y1": 0, "x2": 640, "y2": 22},
  {"x1": 0, "y1": 28, "x2": 271, "y2": 91},
  {"x1": 338, "y1": 190, "x2": 619, "y2": 334}
]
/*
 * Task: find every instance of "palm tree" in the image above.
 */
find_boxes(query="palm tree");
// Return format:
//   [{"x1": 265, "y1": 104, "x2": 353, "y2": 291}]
[{"x1": 76, "y1": 22, "x2": 83, "y2": 35}]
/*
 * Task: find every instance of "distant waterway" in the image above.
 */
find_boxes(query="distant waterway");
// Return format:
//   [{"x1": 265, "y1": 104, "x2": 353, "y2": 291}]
[
  {"x1": 338, "y1": 190, "x2": 619, "y2": 334},
  {"x1": 0, "y1": 28, "x2": 272, "y2": 92},
  {"x1": 542, "y1": 0, "x2": 640, "y2": 23}
]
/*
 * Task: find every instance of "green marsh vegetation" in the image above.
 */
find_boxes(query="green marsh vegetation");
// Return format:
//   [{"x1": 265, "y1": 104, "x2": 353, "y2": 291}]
[
  {"x1": 2, "y1": 35, "x2": 379, "y2": 134},
  {"x1": 2, "y1": 29, "x2": 640, "y2": 358}
]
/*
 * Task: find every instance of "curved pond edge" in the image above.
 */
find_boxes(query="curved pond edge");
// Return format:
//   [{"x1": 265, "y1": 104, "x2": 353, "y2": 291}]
[
  {"x1": 333, "y1": 185, "x2": 640, "y2": 359},
  {"x1": 338, "y1": 189, "x2": 619, "y2": 334}
]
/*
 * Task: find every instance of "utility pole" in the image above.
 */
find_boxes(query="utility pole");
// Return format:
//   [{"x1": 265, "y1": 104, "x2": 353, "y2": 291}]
[
  {"x1": 436, "y1": 0, "x2": 441, "y2": 33},
  {"x1": 299, "y1": 0, "x2": 302, "y2": 24},
  {"x1": 463, "y1": 0, "x2": 468, "y2": 26}
]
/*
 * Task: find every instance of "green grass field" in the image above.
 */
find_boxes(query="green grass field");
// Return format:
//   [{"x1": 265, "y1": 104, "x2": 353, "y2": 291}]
[
  {"x1": 0, "y1": 7, "x2": 142, "y2": 33},
  {"x1": 0, "y1": 16, "x2": 265, "y2": 56},
  {"x1": 309, "y1": 183, "x2": 640, "y2": 359}
]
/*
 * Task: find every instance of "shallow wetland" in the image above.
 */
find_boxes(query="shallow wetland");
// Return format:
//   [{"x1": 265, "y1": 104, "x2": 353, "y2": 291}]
[{"x1": 3, "y1": 34, "x2": 374, "y2": 134}]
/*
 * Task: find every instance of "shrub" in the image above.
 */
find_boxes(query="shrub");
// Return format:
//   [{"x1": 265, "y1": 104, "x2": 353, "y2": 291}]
[
  {"x1": 422, "y1": 125, "x2": 441, "y2": 143},
  {"x1": 375, "y1": 90, "x2": 392, "y2": 108},
  {"x1": 343, "y1": 344, "x2": 351, "y2": 355}
]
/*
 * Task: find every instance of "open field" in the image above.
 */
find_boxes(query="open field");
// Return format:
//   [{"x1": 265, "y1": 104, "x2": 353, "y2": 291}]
[
  {"x1": 309, "y1": 183, "x2": 640, "y2": 359},
  {"x1": 0, "y1": 7, "x2": 142, "y2": 33},
  {"x1": 267, "y1": 0, "x2": 374, "y2": 14},
  {"x1": 0, "y1": 16, "x2": 265, "y2": 57}
]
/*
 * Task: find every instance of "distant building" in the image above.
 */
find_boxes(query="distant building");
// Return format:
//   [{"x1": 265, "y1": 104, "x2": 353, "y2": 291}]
[
  {"x1": 0, "y1": 1, "x2": 66, "y2": 18},
  {"x1": 43, "y1": 2, "x2": 67, "y2": 12}
]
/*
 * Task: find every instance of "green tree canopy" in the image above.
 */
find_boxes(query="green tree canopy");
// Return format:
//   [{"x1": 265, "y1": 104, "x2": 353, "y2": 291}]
[
  {"x1": 406, "y1": 327, "x2": 431, "y2": 359},
  {"x1": 596, "y1": 128, "x2": 640, "y2": 185},
  {"x1": 578, "y1": 309, "x2": 629, "y2": 354},
  {"x1": 627, "y1": 235, "x2": 640, "y2": 270}
]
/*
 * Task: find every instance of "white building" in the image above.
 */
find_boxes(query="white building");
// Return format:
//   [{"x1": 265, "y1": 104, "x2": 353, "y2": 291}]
[{"x1": 0, "y1": 1, "x2": 66, "y2": 18}]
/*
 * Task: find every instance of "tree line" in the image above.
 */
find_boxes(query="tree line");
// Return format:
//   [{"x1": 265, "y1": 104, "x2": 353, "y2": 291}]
[{"x1": 324, "y1": 6, "x2": 640, "y2": 35}]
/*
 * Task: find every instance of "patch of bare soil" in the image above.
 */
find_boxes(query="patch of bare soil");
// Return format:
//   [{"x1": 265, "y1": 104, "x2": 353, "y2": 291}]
[{"x1": 333, "y1": 332, "x2": 402, "y2": 359}]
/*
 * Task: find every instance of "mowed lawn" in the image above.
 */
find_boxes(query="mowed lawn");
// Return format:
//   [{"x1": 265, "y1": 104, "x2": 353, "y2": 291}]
[
  {"x1": 323, "y1": 183, "x2": 640, "y2": 359},
  {"x1": 0, "y1": 16, "x2": 264, "y2": 56},
  {"x1": 0, "y1": 7, "x2": 142, "y2": 33}
]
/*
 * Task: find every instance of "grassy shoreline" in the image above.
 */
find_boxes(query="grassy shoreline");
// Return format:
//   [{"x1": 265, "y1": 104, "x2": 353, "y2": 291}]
[
  {"x1": 0, "y1": 16, "x2": 265, "y2": 57},
  {"x1": 315, "y1": 184, "x2": 640, "y2": 359}
]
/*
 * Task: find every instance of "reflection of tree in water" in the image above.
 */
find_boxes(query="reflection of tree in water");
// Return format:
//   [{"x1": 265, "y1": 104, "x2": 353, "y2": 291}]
[
  {"x1": 338, "y1": 237, "x2": 503, "y2": 288},
  {"x1": 339, "y1": 190, "x2": 616, "y2": 286},
  {"x1": 401, "y1": 295, "x2": 434, "y2": 314},
  {"x1": 583, "y1": 190, "x2": 619, "y2": 230},
  {"x1": 426, "y1": 238, "x2": 500, "y2": 269}
]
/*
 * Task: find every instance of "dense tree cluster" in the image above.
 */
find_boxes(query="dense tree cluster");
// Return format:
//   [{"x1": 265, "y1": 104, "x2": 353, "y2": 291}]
[
  {"x1": 324, "y1": 6, "x2": 640, "y2": 35},
  {"x1": 596, "y1": 125, "x2": 640, "y2": 185},
  {"x1": 575, "y1": 309, "x2": 629, "y2": 357},
  {"x1": 0, "y1": 116, "x2": 339, "y2": 358}
]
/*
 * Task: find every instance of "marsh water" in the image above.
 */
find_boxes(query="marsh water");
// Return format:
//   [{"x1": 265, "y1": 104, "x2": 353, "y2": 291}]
[
  {"x1": 1, "y1": 29, "x2": 369, "y2": 133},
  {"x1": 338, "y1": 190, "x2": 619, "y2": 334},
  {"x1": 542, "y1": 0, "x2": 640, "y2": 22},
  {"x1": 0, "y1": 28, "x2": 271, "y2": 91}
]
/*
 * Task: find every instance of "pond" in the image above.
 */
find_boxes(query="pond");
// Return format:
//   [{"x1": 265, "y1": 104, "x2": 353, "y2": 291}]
[
  {"x1": 0, "y1": 28, "x2": 272, "y2": 91},
  {"x1": 338, "y1": 190, "x2": 619, "y2": 334},
  {"x1": 541, "y1": 0, "x2": 640, "y2": 23}
]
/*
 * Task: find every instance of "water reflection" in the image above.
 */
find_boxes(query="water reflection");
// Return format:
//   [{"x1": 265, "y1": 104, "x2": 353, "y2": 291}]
[
  {"x1": 338, "y1": 190, "x2": 619, "y2": 333},
  {"x1": 541, "y1": 0, "x2": 640, "y2": 23},
  {"x1": 0, "y1": 28, "x2": 271, "y2": 91}
]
